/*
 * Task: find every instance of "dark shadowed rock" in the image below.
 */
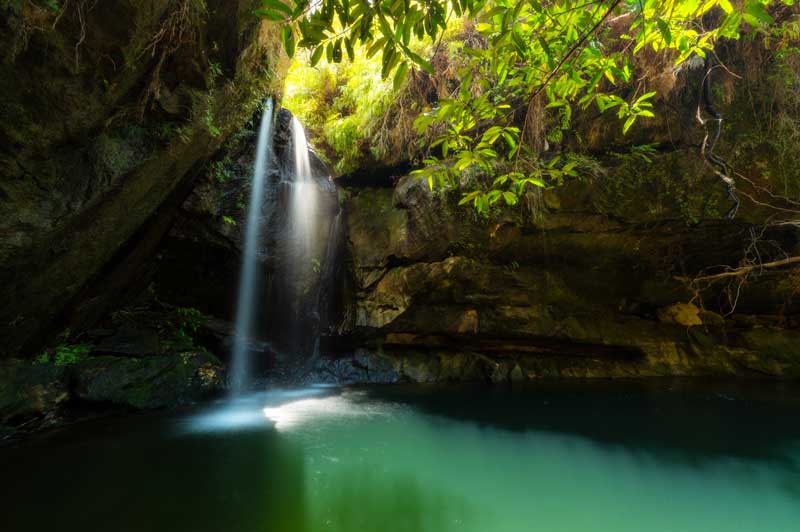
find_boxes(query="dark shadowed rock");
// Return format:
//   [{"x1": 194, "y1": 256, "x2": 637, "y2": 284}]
[
  {"x1": 94, "y1": 326, "x2": 160, "y2": 357},
  {"x1": 0, "y1": 0, "x2": 288, "y2": 357},
  {"x1": 0, "y1": 360, "x2": 68, "y2": 425},
  {"x1": 72, "y1": 352, "x2": 223, "y2": 409}
]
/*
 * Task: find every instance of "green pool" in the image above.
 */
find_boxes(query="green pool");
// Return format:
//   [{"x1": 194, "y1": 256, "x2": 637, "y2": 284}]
[{"x1": 3, "y1": 381, "x2": 799, "y2": 531}]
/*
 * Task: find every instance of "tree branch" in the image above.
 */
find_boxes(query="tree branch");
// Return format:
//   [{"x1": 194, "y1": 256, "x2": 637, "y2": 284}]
[{"x1": 684, "y1": 256, "x2": 800, "y2": 283}]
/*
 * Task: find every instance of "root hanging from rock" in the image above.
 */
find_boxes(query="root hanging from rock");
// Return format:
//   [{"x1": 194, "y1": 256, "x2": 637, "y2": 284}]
[
  {"x1": 696, "y1": 59, "x2": 739, "y2": 219},
  {"x1": 137, "y1": 0, "x2": 203, "y2": 121},
  {"x1": 52, "y1": 0, "x2": 98, "y2": 70}
]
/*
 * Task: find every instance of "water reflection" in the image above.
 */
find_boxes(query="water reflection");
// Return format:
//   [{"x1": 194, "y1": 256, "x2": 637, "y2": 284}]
[
  {"x1": 1, "y1": 412, "x2": 307, "y2": 532},
  {"x1": 2, "y1": 381, "x2": 799, "y2": 532}
]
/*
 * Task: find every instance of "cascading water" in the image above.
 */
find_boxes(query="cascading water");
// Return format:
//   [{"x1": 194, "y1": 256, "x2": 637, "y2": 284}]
[
  {"x1": 288, "y1": 116, "x2": 318, "y2": 260},
  {"x1": 229, "y1": 99, "x2": 274, "y2": 394},
  {"x1": 283, "y1": 116, "x2": 323, "y2": 355},
  {"x1": 229, "y1": 107, "x2": 338, "y2": 388},
  {"x1": 316, "y1": 211, "x2": 342, "y2": 339}
]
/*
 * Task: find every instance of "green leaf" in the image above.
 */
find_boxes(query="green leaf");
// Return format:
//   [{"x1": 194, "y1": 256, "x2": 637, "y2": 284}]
[
  {"x1": 333, "y1": 39, "x2": 342, "y2": 62},
  {"x1": 719, "y1": 11, "x2": 743, "y2": 38},
  {"x1": 744, "y1": 0, "x2": 774, "y2": 26},
  {"x1": 310, "y1": 45, "x2": 324, "y2": 66},
  {"x1": 459, "y1": 190, "x2": 482, "y2": 205},
  {"x1": 378, "y1": 12, "x2": 393, "y2": 39},
  {"x1": 366, "y1": 37, "x2": 387, "y2": 59},
  {"x1": 253, "y1": 8, "x2": 285, "y2": 21},
  {"x1": 393, "y1": 62, "x2": 409, "y2": 91},
  {"x1": 404, "y1": 48, "x2": 434, "y2": 74},
  {"x1": 502, "y1": 131, "x2": 517, "y2": 154},
  {"x1": 281, "y1": 25, "x2": 295, "y2": 58},
  {"x1": 261, "y1": 0, "x2": 292, "y2": 16},
  {"x1": 635, "y1": 91, "x2": 657, "y2": 104},
  {"x1": 622, "y1": 116, "x2": 636, "y2": 134},
  {"x1": 656, "y1": 18, "x2": 672, "y2": 45},
  {"x1": 525, "y1": 176, "x2": 546, "y2": 187}
]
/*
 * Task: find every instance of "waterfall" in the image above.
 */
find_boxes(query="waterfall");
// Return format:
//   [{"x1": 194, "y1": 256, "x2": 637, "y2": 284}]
[
  {"x1": 229, "y1": 99, "x2": 274, "y2": 394},
  {"x1": 316, "y1": 211, "x2": 342, "y2": 337},
  {"x1": 288, "y1": 116, "x2": 318, "y2": 259},
  {"x1": 229, "y1": 108, "x2": 338, "y2": 388},
  {"x1": 284, "y1": 116, "x2": 321, "y2": 354}
]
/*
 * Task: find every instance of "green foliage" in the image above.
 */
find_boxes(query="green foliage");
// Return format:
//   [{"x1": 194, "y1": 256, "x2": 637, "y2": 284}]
[
  {"x1": 53, "y1": 343, "x2": 92, "y2": 366},
  {"x1": 263, "y1": 0, "x2": 795, "y2": 209},
  {"x1": 608, "y1": 143, "x2": 660, "y2": 164},
  {"x1": 175, "y1": 124, "x2": 193, "y2": 144},
  {"x1": 203, "y1": 105, "x2": 222, "y2": 138},
  {"x1": 162, "y1": 307, "x2": 208, "y2": 352},
  {"x1": 284, "y1": 52, "x2": 390, "y2": 173},
  {"x1": 221, "y1": 215, "x2": 237, "y2": 225},
  {"x1": 729, "y1": 14, "x2": 800, "y2": 203},
  {"x1": 34, "y1": 329, "x2": 93, "y2": 366},
  {"x1": 451, "y1": 155, "x2": 581, "y2": 214},
  {"x1": 595, "y1": 148, "x2": 723, "y2": 224},
  {"x1": 283, "y1": 22, "x2": 447, "y2": 173},
  {"x1": 210, "y1": 156, "x2": 234, "y2": 183},
  {"x1": 176, "y1": 307, "x2": 206, "y2": 335},
  {"x1": 208, "y1": 60, "x2": 223, "y2": 80}
]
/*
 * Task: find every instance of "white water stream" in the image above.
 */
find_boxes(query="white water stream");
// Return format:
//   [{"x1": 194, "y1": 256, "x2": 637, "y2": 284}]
[{"x1": 229, "y1": 99, "x2": 274, "y2": 394}]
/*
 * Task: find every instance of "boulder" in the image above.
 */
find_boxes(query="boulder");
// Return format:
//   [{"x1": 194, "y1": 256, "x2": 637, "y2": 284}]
[
  {"x1": 72, "y1": 352, "x2": 223, "y2": 409},
  {"x1": 0, "y1": 359, "x2": 68, "y2": 425}
]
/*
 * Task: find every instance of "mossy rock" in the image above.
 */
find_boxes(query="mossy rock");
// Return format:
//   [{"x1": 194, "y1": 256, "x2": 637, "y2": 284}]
[
  {"x1": 72, "y1": 351, "x2": 223, "y2": 409},
  {"x1": 0, "y1": 0, "x2": 289, "y2": 357},
  {"x1": 0, "y1": 359, "x2": 68, "y2": 424}
]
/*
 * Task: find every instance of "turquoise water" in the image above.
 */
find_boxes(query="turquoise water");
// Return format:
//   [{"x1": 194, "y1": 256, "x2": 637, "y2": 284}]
[{"x1": 3, "y1": 381, "x2": 800, "y2": 531}]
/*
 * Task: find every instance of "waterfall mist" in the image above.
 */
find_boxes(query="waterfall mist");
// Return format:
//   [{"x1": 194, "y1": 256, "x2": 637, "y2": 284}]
[{"x1": 229, "y1": 99, "x2": 274, "y2": 394}]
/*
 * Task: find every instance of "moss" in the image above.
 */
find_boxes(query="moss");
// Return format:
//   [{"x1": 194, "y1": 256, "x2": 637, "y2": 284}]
[
  {"x1": 740, "y1": 329, "x2": 800, "y2": 361},
  {"x1": 584, "y1": 149, "x2": 724, "y2": 225},
  {"x1": 73, "y1": 351, "x2": 222, "y2": 409},
  {"x1": 92, "y1": 126, "x2": 154, "y2": 183},
  {"x1": 0, "y1": 358, "x2": 67, "y2": 424}
]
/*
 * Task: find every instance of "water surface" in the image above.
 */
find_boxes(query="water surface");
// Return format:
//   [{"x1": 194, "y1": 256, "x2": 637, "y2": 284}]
[{"x1": 3, "y1": 381, "x2": 799, "y2": 531}]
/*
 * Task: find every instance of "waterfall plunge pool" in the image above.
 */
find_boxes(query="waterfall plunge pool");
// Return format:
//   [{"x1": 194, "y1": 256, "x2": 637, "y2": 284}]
[{"x1": 3, "y1": 381, "x2": 799, "y2": 532}]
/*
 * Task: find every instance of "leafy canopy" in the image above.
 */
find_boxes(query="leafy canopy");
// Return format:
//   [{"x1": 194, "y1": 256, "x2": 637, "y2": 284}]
[{"x1": 260, "y1": 0, "x2": 795, "y2": 211}]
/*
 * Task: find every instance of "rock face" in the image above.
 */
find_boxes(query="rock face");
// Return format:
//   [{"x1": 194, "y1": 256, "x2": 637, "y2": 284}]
[
  {"x1": 331, "y1": 173, "x2": 800, "y2": 381},
  {"x1": 0, "y1": 0, "x2": 288, "y2": 357},
  {"x1": 0, "y1": 303, "x2": 225, "y2": 435},
  {"x1": 72, "y1": 351, "x2": 222, "y2": 409},
  {"x1": 322, "y1": 36, "x2": 800, "y2": 382},
  {"x1": 0, "y1": 359, "x2": 68, "y2": 426},
  {"x1": 1, "y1": 351, "x2": 222, "y2": 429}
]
